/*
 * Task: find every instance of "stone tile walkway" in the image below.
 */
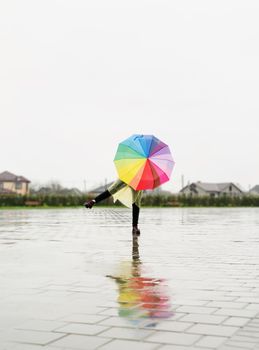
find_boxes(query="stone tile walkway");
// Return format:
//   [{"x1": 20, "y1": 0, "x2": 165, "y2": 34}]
[{"x1": 0, "y1": 207, "x2": 259, "y2": 349}]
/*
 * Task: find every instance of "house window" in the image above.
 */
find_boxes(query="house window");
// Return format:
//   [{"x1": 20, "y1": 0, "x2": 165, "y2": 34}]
[
  {"x1": 0, "y1": 182, "x2": 3, "y2": 189},
  {"x1": 229, "y1": 185, "x2": 232, "y2": 192},
  {"x1": 15, "y1": 182, "x2": 22, "y2": 190}
]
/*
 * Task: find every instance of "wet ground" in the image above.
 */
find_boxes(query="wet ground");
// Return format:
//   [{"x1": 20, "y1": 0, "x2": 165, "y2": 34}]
[{"x1": 1, "y1": 207, "x2": 259, "y2": 350}]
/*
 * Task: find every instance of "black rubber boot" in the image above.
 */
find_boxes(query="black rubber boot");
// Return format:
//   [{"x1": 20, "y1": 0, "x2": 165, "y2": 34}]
[
  {"x1": 132, "y1": 226, "x2": 141, "y2": 236},
  {"x1": 84, "y1": 200, "x2": 96, "y2": 209}
]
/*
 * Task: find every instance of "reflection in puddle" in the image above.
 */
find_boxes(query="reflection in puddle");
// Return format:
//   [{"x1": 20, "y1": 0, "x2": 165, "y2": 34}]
[{"x1": 107, "y1": 236, "x2": 173, "y2": 327}]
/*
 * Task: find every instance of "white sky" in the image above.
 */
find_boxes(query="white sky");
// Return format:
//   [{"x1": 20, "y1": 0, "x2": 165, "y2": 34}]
[{"x1": 1, "y1": 0, "x2": 259, "y2": 192}]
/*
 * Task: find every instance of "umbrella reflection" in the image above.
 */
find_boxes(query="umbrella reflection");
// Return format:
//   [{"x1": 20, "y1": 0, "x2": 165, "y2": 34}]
[{"x1": 107, "y1": 237, "x2": 173, "y2": 327}]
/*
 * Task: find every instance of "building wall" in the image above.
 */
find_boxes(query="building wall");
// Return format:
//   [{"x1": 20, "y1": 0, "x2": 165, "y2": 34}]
[
  {"x1": 2, "y1": 181, "x2": 29, "y2": 195},
  {"x1": 220, "y1": 184, "x2": 242, "y2": 196},
  {"x1": 181, "y1": 186, "x2": 208, "y2": 196}
]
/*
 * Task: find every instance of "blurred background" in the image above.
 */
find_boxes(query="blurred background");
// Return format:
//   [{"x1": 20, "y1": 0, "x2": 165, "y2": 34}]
[{"x1": 1, "y1": 0, "x2": 259, "y2": 193}]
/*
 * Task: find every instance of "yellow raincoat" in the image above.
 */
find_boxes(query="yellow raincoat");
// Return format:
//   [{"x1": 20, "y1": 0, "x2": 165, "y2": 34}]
[{"x1": 108, "y1": 179, "x2": 142, "y2": 208}]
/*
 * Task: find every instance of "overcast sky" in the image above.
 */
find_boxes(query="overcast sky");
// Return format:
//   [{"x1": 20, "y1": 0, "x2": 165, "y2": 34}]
[{"x1": 1, "y1": 0, "x2": 259, "y2": 192}]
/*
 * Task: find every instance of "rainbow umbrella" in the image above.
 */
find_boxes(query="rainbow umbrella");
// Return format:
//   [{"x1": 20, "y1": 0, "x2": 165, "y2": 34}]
[{"x1": 114, "y1": 134, "x2": 174, "y2": 190}]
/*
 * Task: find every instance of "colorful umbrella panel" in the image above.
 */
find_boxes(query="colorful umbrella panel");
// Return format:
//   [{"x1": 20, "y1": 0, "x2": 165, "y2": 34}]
[{"x1": 114, "y1": 134, "x2": 175, "y2": 190}]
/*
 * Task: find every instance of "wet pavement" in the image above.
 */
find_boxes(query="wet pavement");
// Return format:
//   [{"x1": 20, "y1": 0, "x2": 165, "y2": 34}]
[{"x1": 0, "y1": 207, "x2": 259, "y2": 350}]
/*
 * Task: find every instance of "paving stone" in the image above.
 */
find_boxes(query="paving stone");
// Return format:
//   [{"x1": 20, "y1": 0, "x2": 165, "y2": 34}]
[
  {"x1": 175, "y1": 306, "x2": 218, "y2": 315},
  {"x1": 48, "y1": 334, "x2": 110, "y2": 349},
  {"x1": 146, "y1": 331, "x2": 201, "y2": 345},
  {"x1": 99, "y1": 327, "x2": 153, "y2": 340},
  {"x1": 236, "y1": 326, "x2": 259, "y2": 333},
  {"x1": 181, "y1": 314, "x2": 227, "y2": 325},
  {"x1": 226, "y1": 292, "x2": 259, "y2": 298},
  {"x1": 6, "y1": 329, "x2": 65, "y2": 345},
  {"x1": 170, "y1": 313, "x2": 188, "y2": 321},
  {"x1": 219, "y1": 287, "x2": 253, "y2": 293},
  {"x1": 237, "y1": 331, "x2": 259, "y2": 338},
  {"x1": 231, "y1": 335, "x2": 259, "y2": 343},
  {"x1": 250, "y1": 318, "x2": 259, "y2": 323},
  {"x1": 15, "y1": 320, "x2": 66, "y2": 332},
  {"x1": 98, "y1": 339, "x2": 158, "y2": 350},
  {"x1": 60, "y1": 313, "x2": 108, "y2": 324},
  {"x1": 215, "y1": 308, "x2": 257, "y2": 318},
  {"x1": 223, "y1": 317, "x2": 250, "y2": 327},
  {"x1": 187, "y1": 324, "x2": 238, "y2": 337},
  {"x1": 195, "y1": 335, "x2": 228, "y2": 348},
  {"x1": 246, "y1": 304, "x2": 259, "y2": 311},
  {"x1": 240, "y1": 296, "x2": 259, "y2": 304},
  {"x1": 159, "y1": 346, "x2": 211, "y2": 350},
  {"x1": 173, "y1": 299, "x2": 208, "y2": 306},
  {"x1": 98, "y1": 308, "x2": 119, "y2": 317},
  {"x1": 54, "y1": 323, "x2": 108, "y2": 335},
  {"x1": 206, "y1": 301, "x2": 248, "y2": 309},
  {"x1": 238, "y1": 297, "x2": 259, "y2": 303},
  {"x1": 225, "y1": 340, "x2": 256, "y2": 349},
  {"x1": 98, "y1": 316, "x2": 138, "y2": 328},
  {"x1": 5, "y1": 345, "x2": 44, "y2": 350},
  {"x1": 155, "y1": 321, "x2": 193, "y2": 332}
]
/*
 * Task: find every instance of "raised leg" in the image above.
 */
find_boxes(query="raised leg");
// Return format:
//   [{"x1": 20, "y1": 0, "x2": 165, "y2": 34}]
[{"x1": 84, "y1": 190, "x2": 111, "y2": 208}]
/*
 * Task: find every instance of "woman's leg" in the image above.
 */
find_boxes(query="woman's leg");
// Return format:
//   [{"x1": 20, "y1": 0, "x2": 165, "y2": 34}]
[
  {"x1": 95, "y1": 190, "x2": 111, "y2": 203},
  {"x1": 84, "y1": 190, "x2": 111, "y2": 208},
  {"x1": 132, "y1": 203, "x2": 140, "y2": 236}
]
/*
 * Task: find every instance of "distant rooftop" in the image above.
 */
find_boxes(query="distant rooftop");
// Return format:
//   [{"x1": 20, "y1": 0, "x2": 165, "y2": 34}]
[
  {"x1": 181, "y1": 181, "x2": 243, "y2": 193},
  {"x1": 250, "y1": 185, "x2": 259, "y2": 193},
  {"x1": 0, "y1": 171, "x2": 30, "y2": 183},
  {"x1": 196, "y1": 182, "x2": 242, "y2": 192}
]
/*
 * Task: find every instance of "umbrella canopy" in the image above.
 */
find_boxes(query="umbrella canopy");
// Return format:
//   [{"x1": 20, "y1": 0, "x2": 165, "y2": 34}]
[{"x1": 114, "y1": 134, "x2": 175, "y2": 190}]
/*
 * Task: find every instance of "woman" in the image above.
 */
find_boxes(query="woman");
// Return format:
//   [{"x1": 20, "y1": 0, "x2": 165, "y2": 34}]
[{"x1": 84, "y1": 179, "x2": 142, "y2": 236}]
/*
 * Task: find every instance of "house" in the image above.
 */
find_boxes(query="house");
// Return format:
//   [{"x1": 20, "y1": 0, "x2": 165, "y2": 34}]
[
  {"x1": 180, "y1": 181, "x2": 243, "y2": 197},
  {"x1": 0, "y1": 171, "x2": 30, "y2": 195},
  {"x1": 249, "y1": 185, "x2": 259, "y2": 195}
]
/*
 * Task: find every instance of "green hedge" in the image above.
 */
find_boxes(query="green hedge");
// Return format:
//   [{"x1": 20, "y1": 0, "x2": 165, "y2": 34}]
[
  {"x1": 0, "y1": 194, "x2": 87, "y2": 207},
  {"x1": 1, "y1": 194, "x2": 259, "y2": 207}
]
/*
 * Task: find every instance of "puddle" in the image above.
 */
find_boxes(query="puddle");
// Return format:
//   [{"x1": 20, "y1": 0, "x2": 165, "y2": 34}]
[{"x1": 107, "y1": 236, "x2": 174, "y2": 327}]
